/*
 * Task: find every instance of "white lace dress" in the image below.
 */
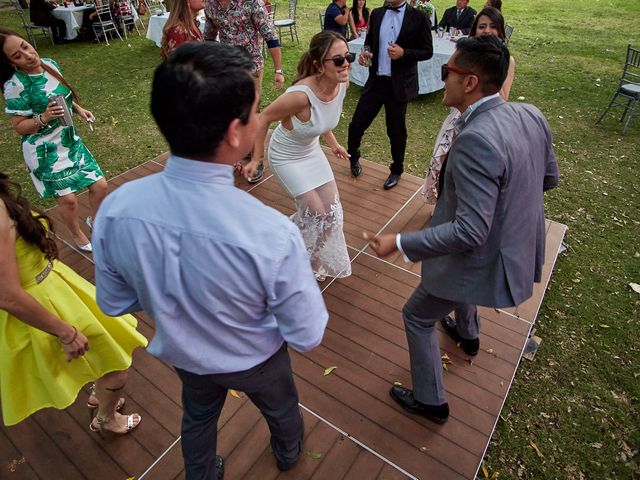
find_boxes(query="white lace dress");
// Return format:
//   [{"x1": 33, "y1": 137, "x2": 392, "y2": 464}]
[{"x1": 268, "y1": 83, "x2": 351, "y2": 279}]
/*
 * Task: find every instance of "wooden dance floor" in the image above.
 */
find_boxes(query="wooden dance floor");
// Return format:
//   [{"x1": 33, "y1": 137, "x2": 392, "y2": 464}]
[{"x1": 1, "y1": 151, "x2": 566, "y2": 480}]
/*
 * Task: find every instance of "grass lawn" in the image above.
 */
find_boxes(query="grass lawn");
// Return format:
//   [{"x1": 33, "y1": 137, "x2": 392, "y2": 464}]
[{"x1": 1, "y1": 0, "x2": 639, "y2": 478}]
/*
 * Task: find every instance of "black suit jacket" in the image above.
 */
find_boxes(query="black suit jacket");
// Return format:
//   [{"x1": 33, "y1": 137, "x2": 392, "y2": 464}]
[
  {"x1": 364, "y1": 5, "x2": 433, "y2": 102},
  {"x1": 438, "y1": 6, "x2": 476, "y2": 33}
]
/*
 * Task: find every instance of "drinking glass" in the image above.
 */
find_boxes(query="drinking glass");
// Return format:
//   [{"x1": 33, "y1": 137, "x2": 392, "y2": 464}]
[
  {"x1": 437, "y1": 27, "x2": 444, "y2": 39},
  {"x1": 361, "y1": 45, "x2": 372, "y2": 67}
]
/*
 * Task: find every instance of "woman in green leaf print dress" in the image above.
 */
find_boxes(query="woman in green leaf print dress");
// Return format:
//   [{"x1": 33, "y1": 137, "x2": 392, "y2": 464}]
[{"x1": 0, "y1": 28, "x2": 107, "y2": 253}]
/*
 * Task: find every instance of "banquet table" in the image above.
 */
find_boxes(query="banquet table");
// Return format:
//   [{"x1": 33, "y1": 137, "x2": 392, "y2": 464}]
[
  {"x1": 52, "y1": 4, "x2": 94, "y2": 41},
  {"x1": 348, "y1": 35, "x2": 459, "y2": 95},
  {"x1": 146, "y1": 12, "x2": 205, "y2": 47}
]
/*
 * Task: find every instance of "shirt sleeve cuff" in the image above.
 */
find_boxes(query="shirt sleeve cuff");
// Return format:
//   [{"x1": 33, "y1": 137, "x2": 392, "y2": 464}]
[{"x1": 396, "y1": 234, "x2": 410, "y2": 263}]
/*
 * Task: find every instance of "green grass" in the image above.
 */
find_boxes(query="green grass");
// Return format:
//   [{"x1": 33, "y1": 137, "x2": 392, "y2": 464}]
[{"x1": 1, "y1": 1, "x2": 640, "y2": 478}]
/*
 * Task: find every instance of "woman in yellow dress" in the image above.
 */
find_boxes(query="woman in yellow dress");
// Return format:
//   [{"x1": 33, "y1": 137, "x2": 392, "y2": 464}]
[{"x1": 0, "y1": 173, "x2": 148, "y2": 433}]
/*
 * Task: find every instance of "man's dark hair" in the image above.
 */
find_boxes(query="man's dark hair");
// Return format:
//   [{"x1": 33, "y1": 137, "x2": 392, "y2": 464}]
[
  {"x1": 151, "y1": 42, "x2": 255, "y2": 159},
  {"x1": 454, "y1": 35, "x2": 510, "y2": 96}
]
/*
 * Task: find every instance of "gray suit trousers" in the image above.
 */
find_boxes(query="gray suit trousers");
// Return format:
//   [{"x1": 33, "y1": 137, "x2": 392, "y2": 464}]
[
  {"x1": 175, "y1": 343, "x2": 303, "y2": 480},
  {"x1": 402, "y1": 283, "x2": 480, "y2": 405}
]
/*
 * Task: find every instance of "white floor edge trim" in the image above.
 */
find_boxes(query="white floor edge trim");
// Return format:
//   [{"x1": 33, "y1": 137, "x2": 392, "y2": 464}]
[
  {"x1": 299, "y1": 403, "x2": 419, "y2": 479},
  {"x1": 135, "y1": 401, "x2": 419, "y2": 480},
  {"x1": 138, "y1": 435, "x2": 182, "y2": 479}
]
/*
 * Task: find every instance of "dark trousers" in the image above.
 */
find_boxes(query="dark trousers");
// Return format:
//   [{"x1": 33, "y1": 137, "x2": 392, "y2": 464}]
[
  {"x1": 347, "y1": 74, "x2": 408, "y2": 175},
  {"x1": 402, "y1": 283, "x2": 479, "y2": 405},
  {"x1": 175, "y1": 343, "x2": 304, "y2": 480}
]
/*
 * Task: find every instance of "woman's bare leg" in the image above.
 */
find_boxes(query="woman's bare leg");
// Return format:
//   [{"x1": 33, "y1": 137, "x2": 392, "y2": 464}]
[{"x1": 55, "y1": 193, "x2": 89, "y2": 246}]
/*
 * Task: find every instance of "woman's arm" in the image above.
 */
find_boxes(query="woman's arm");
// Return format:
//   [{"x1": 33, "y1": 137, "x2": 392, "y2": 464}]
[
  {"x1": 500, "y1": 56, "x2": 516, "y2": 101},
  {"x1": 348, "y1": 10, "x2": 358, "y2": 39},
  {"x1": 0, "y1": 201, "x2": 89, "y2": 361},
  {"x1": 322, "y1": 131, "x2": 349, "y2": 161},
  {"x1": 72, "y1": 102, "x2": 95, "y2": 122},
  {"x1": 8, "y1": 100, "x2": 65, "y2": 136},
  {"x1": 244, "y1": 90, "x2": 310, "y2": 179}
]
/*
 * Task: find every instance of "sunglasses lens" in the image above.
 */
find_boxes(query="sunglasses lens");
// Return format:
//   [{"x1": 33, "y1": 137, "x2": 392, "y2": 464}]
[
  {"x1": 332, "y1": 57, "x2": 345, "y2": 67},
  {"x1": 441, "y1": 65, "x2": 448, "y2": 81},
  {"x1": 346, "y1": 52, "x2": 356, "y2": 64}
]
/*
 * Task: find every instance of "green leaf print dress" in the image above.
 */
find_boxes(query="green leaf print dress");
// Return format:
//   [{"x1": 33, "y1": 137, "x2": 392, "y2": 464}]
[{"x1": 3, "y1": 59, "x2": 104, "y2": 198}]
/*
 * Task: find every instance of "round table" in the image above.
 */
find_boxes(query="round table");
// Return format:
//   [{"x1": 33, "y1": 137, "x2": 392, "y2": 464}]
[
  {"x1": 52, "y1": 5, "x2": 94, "y2": 41},
  {"x1": 348, "y1": 35, "x2": 458, "y2": 95}
]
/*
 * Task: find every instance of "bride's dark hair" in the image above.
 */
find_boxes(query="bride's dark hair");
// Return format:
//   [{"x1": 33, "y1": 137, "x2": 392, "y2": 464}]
[
  {"x1": 0, "y1": 173, "x2": 58, "y2": 260},
  {"x1": 294, "y1": 31, "x2": 348, "y2": 84}
]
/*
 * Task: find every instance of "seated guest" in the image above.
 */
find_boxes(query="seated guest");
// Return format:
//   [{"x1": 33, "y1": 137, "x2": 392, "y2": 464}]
[
  {"x1": 324, "y1": 0, "x2": 349, "y2": 38},
  {"x1": 347, "y1": 0, "x2": 369, "y2": 39},
  {"x1": 485, "y1": 0, "x2": 502, "y2": 10},
  {"x1": 438, "y1": 0, "x2": 476, "y2": 34},
  {"x1": 29, "y1": 0, "x2": 67, "y2": 43},
  {"x1": 161, "y1": 0, "x2": 204, "y2": 59}
]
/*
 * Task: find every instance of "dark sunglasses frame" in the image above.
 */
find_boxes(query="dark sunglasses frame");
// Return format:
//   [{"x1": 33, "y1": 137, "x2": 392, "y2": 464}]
[
  {"x1": 325, "y1": 52, "x2": 357, "y2": 67},
  {"x1": 441, "y1": 64, "x2": 477, "y2": 81}
]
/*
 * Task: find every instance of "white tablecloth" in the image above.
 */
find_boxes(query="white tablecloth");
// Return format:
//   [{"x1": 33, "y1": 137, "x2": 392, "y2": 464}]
[
  {"x1": 146, "y1": 13, "x2": 205, "y2": 47},
  {"x1": 348, "y1": 35, "x2": 458, "y2": 95},
  {"x1": 52, "y1": 5, "x2": 93, "y2": 40}
]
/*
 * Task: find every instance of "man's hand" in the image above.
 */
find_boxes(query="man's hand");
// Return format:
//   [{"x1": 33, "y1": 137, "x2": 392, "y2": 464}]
[
  {"x1": 274, "y1": 72, "x2": 285, "y2": 89},
  {"x1": 387, "y1": 42, "x2": 404, "y2": 60},
  {"x1": 363, "y1": 232, "x2": 398, "y2": 257}
]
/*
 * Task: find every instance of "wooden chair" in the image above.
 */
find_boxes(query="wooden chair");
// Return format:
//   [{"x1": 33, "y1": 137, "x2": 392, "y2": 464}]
[{"x1": 596, "y1": 44, "x2": 640, "y2": 134}]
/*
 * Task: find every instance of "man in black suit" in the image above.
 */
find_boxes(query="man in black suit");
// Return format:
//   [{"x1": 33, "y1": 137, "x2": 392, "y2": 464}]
[
  {"x1": 347, "y1": 0, "x2": 432, "y2": 190},
  {"x1": 438, "y1": 0, "x2": 477, "y2": 34}
]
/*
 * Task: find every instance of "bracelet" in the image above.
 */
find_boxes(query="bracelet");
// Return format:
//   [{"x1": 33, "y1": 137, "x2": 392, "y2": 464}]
[
  {"x1": 60, "y1": 326, "x2": 78, "y2": 345},
  {"x1": 36, "y1": 114, "x2": 46, "y2": 127},
  {"x1": 275, "y1": 69, "x2": 284, "y2": 75}
]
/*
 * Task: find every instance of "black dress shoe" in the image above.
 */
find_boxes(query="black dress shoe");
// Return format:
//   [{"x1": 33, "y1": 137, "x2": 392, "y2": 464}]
[
  {"x1": 350, "y1": 160, "x2": 362, "y2": 177},
  {"x1": 389, "y1": 386, "x2": 449, "y2": 424},
  {"x1": 383, "y1": 173, "x2": 400, "y2": 190},
  {"x1": 215, "y1": 455, "x2": 224, "y2": 480},
  {"x1": 441, "y1": 315, "x2": 480, "y2": 356}
]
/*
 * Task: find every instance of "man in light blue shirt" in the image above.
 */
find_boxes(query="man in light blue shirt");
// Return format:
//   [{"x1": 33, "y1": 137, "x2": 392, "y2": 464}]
[{"x1": 92, "y1": 43, "x2": 329, "y2": 479}]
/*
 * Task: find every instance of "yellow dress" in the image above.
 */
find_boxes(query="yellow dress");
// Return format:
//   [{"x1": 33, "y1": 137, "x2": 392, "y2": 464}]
[{"x1": 0, "y1": 235, "x2": 148, "y2": 426}]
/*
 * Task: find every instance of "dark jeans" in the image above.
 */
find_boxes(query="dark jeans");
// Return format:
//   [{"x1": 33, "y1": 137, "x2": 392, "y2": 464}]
[
  {"x1": 347, "y1": 74, "x2": 408, "y2": 175},
  {"x1": 175, "y1": 343, "x2": 304, "y2": 480}
]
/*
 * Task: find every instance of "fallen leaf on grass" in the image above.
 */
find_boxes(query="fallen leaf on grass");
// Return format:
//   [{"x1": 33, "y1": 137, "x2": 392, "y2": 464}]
[
  {"x1": 591, "y1": 442, "x2": 603, "y2": 449},
  {"x1": 630, "y1": 283, "x2": 640, "y2": 294},
  {"x1": 324, "y1": 366, "x2": 337, "y2": 376},
  {"x1": 229, "y1": 389, "x2": 242, "y2": 398},
  {"x1": 306, "y1": 451, "x2": 322, "y2": 460},
  {"x1": 599, "y1": 324, "x2": 610, "y2": 329},
  {"x1": 529, "y1": 441, "x2": 544, "y2": 458}
]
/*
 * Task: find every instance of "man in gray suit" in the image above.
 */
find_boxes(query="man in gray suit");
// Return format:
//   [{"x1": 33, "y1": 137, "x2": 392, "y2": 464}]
[{"x1": 366, "y1": 36, "x2": 559, "y2": 424}]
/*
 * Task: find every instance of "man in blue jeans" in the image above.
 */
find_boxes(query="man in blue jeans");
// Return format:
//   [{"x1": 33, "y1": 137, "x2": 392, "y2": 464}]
[{"x1": 93, "y1": 43, "x2": 329, "y2": 480}]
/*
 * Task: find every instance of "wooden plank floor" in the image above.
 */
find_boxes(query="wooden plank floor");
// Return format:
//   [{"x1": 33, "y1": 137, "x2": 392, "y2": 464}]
[{"x1": 1, "y1": 150, "x2": 566, "y2": 480}]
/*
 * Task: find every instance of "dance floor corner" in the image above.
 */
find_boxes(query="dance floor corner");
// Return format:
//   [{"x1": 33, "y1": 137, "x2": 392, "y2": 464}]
[{"x1": 1, "y1": 150, "x2": 567, "y2": 480}]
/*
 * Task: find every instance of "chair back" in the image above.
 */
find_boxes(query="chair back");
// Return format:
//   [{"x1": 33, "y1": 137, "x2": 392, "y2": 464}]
[
  {"x1": 622, "y1": 44, "x2": 640, "y2": 84},
  {"x1": 504, "y1": 24, "x2": 514, "y2": 45},
  {"x1": 8, "y1": 0, "x2": 29, "y2": 26},
  {"x1": 286, "y1": 0, "x2": 297, "y2": 20}
]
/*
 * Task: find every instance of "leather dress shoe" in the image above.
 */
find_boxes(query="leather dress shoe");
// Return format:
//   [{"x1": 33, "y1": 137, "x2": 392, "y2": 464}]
[
  {"x1": 441, "y1": 315, "x2": 480, "y2": 356},
  {"x1": 350, "y1": 160, "x2": 362, "y2": 177},
  {"x1": 383, "y1": 173, "x2": 400, "y2": 190},
  {"x1": 215, "y1": 455, "x2": 224, "y2": 480},
  {"x1": 389, "y1": 386, "x2": 449, "y2": 424}
]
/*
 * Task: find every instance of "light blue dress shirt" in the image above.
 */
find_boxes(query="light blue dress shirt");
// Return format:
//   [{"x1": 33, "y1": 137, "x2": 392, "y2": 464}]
[
  {"x1": 377, "y1": 3, "x2": 406, "y2": 77},
  {"x1": 92, "y1": 155, "x2": 329, "y2": 375}
]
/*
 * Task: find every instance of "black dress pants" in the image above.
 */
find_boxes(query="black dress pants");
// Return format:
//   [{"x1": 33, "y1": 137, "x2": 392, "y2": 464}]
[
  {"x1": 347, "y1": 74, "x2": 408, "y2": 175},
  {"x1": 175, "y1": 343, "x2": 304, "y2": 480}
]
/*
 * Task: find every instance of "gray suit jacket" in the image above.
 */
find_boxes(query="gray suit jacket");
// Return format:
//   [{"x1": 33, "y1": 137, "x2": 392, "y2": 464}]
[{"x1": 400, "y1": 97, "x2": 559, "y2": 308}]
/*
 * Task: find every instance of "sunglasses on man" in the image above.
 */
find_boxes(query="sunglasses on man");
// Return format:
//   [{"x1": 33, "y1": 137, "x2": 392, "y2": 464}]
[
  {"x1": 325, "y1": 52, "x2": 357, "y2": 67},
  {"x1": 441, "y1": 64, "x2": 477, "y2": 81}
]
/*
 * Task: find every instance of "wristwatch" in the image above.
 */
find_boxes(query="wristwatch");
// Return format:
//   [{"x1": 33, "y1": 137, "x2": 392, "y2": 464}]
[{"x1": 275, "y1": 69, "x2": 284, "y2": 75}]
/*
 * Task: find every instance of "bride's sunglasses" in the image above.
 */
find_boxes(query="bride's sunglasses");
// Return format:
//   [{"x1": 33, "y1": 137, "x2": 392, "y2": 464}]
[{"x1": 325, "y1": 52, "x2": 357, "y2": 67}]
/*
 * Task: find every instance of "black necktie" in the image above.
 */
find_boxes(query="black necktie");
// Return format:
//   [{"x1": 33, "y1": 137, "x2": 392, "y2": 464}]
[
  {"x1": 385, "y1": 2, "x2": 405, "y2": 12},
  {"x1": 456, "y1": 9, "x2": 461, "y2": 20}
]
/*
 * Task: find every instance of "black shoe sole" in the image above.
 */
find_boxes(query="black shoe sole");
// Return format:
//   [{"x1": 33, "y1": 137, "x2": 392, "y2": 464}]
[{"x1": 389, "y1": 389, "x2": 448, "y2": 424}]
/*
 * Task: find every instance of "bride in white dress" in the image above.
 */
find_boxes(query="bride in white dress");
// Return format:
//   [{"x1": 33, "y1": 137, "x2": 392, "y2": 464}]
[{"x1": 245, "y1": 31, "x2": 354, "y2": 282}]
